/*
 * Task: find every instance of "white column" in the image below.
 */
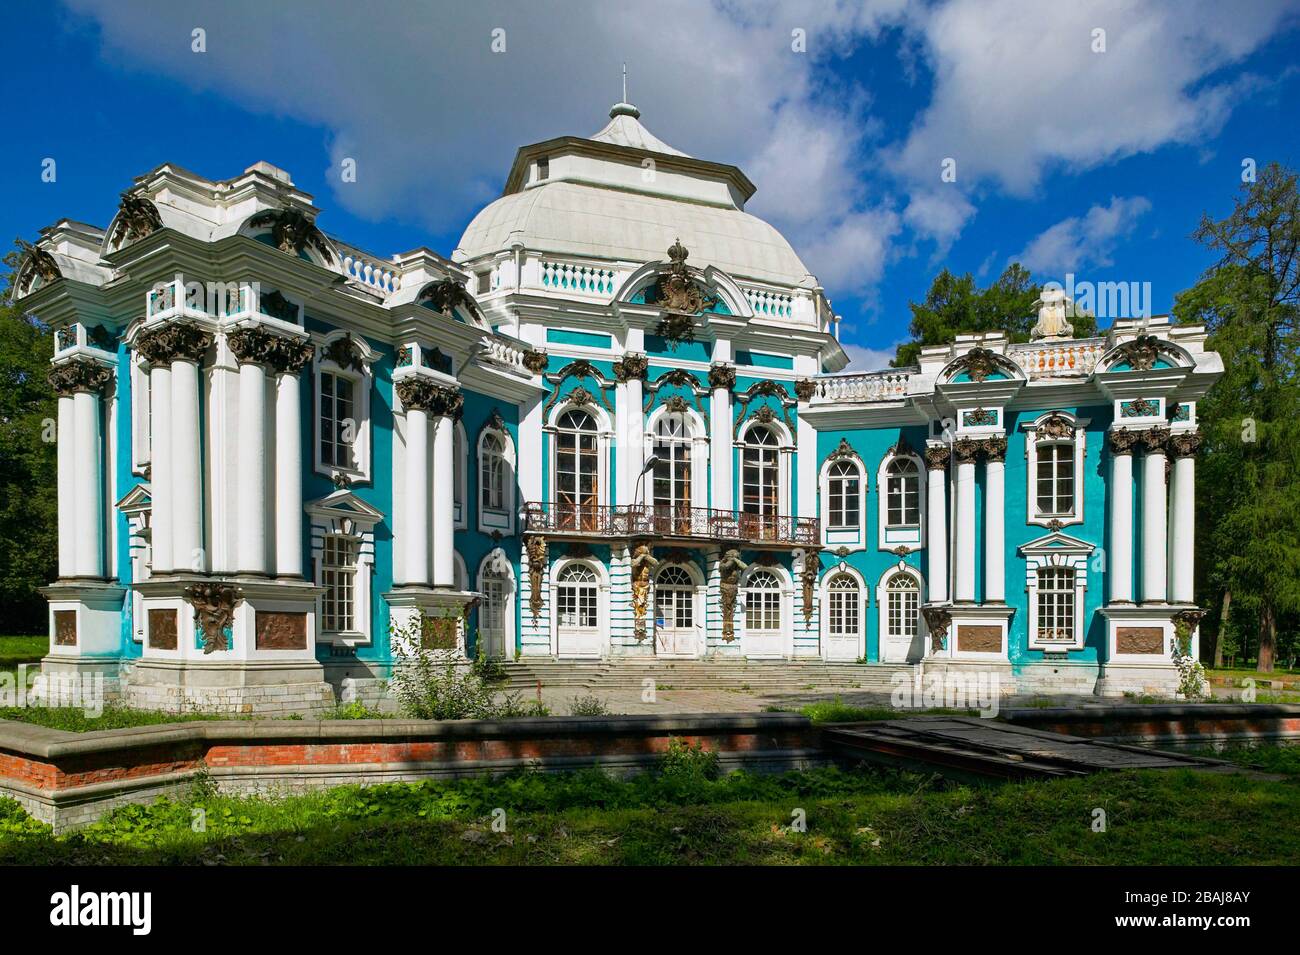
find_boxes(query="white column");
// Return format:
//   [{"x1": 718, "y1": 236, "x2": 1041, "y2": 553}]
[
  {"x1": 926, "y1": 451, "x2": 948, "y2": 604},
  {"x1": 953, "y1": 447, "x2": 977, "y2": 603},
  {"x1": 1108, "y1": 442, "x2": 1134, "y2": 603},
  {"x1": 56, "y1": 394, "x2": 75, "y2": 577},
  {"x1": 275, "y1": 370, "x2": 303, "y2": 577},
  {"x1": 72, "y1": 388, "x2": 104, "y2": 578},
  {"x1": 433, "y1": 414, "x2": 455, "y2": 588},
  {"x1": 710, "y1": 372, "x2": 733, "y2": 511},
  {"x1": 984, "y1": 451, "x2": 1005, "y2": 603},
  {"x1": 149, "y1": 364, "x2": 173, "y2": 573},
  {"x1": 404, "y1": 406, "x2": 430, "y2": 586},
  {"x1": 1169, "y1": 445, "x2": 1196, "y2": 604},
  {"x1": 237, "y1": 361, "x2": 268, "y2": 574},
  {"x1": 1141, "y1": 441, "x2": 1168, "y2": 603},
  {"x1": 171, "y1": 358, "x2": 204, "y2": 573}
]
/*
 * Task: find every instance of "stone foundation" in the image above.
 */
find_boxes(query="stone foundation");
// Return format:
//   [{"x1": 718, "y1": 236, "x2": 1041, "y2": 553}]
[{"x1": 124, "y1": 659, "x2": 334, "y2": 715}]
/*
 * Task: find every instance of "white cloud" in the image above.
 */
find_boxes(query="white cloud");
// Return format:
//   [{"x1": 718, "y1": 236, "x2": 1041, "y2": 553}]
[
  {"x1": 1014, "y1": 195, "x2": 1152, "y2": 275},
  {"x1": 839, "y1": 342, "x2": 899, "y2": 372}
]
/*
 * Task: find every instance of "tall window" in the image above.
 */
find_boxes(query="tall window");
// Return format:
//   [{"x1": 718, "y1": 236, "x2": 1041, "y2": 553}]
[
  {"x1": 1036, "y1": 567, "x2": 1075, "y2": 642},
  {"x1": 745, "y1": 570, "x2": 782, "y2": 632},
  {"x1": 652, "y1": 415, "x2": 692, "y2": 512},
  {"x1": 480, "y1": 432, "x2": 508, "y2": 511},
  {"x1": 556, "y1": 563, "x2": 598, "y2": 628},
  {"x1": 321, "y1": 535, "x2": 358, "y2": 633},
  {"x1": 1036, "y1": 442, "x2": 1075, "y2": 517},
  {"x1": 319, "y1": 371, "x2": 356, "y2": 469},
  {"x1": 885, "y1": 458, "x2": 920, "y2": 527},
  {"x1": 827, "y1": 574, "x2": 860, "y2": 636},
  {"x1": 886, "y1": 572, "x2": 919, "y2": 640},
  {"x1": 827, "y1": 461, "x2": 861, "y2": 529},
  {"x1": 480, "y1": 569, "x2": 507, "y2": 653},
  {"x1": 555, "y1": 410, "x2": 598, "y2": 529},
  {"x1": 742, "y1": 425, "x2": 780, "y2": 532},
  {"x1": 655, "y1": 566, "x2": 695, "y2": 629}
]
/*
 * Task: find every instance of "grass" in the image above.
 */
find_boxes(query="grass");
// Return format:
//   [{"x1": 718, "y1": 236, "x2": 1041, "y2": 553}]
[
  {"x1": 792, "y1": 698, "x2": 977, "y2": 724},
  {"x1": 1188, "y1": 742, "x2": 1300, "y2": 775},
  {"x1": 1207, "y1": 666, "x2": 1300, "y2": 683},
  {"x1": 1, "y1": 755, "x2": 1297, "y2": 865},
  {"x1": 0, "y1": 635, "x2": 45, "y2": 669},
  {"x1": 0, "y1": 704, "x2": 249, "y2": 732}
]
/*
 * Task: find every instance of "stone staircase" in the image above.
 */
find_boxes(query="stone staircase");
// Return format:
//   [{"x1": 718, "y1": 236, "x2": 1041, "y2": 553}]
[{"x1": 497, "y1": 658, "x2": 914, "y2": 693}]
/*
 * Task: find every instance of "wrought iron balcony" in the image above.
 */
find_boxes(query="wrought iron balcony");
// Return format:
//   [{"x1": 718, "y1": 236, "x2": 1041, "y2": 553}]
[{"x1": 521, "y1": 502, "x2": 819, "y2": 548}]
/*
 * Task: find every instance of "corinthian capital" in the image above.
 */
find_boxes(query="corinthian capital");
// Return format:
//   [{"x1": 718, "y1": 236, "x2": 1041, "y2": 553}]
[
  {"x1": 981, "y1": 435, "x2": 1008, "y2": 463},
  {"x1": 924, "y1": 444, "x2": 950, "y2": 471},
  {"x1": 1141, "y1": 427, "x2": 1171, "y2": 454},
  {"x1": 1168, "y1": 431, "x2": 1201, "y2": 459},
  {"x1": 48, "y1": 358, "x2": 113, "y2": 396},
  {"x1": 135, "y1": 322, "x2": 212, "y2": 366},
  {"x1": 953, "y1": 437, "x2": 981, "y2": 465},
  {"x1": 397, "y1": 377, "x2": 462, "y2": 419},
  {"x1": 227, "y1": 326, "x2": 314, "y2": 374}
]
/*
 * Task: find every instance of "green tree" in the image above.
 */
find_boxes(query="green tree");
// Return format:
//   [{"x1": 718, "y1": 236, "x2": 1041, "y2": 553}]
[
  {"x1": 1175, "y1": 162, "x2": 1300, "y2": 672},
  {"x1": 0, "y1": 246, "x2": 58, "y2": 633},
  {"x1": 892, "y1": 263, "x2": 1096, "y2": 367}
]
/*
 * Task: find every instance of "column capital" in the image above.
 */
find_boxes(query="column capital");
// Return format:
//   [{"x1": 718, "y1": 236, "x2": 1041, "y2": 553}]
[
  {"x1": 708, "y1": 363, "x2": 736, "y2": 390},
  {"x1": 1140, "y1": 426, "x2": 1172, "y2": 454},
  {"x1": 1106, "y1": 426, "x2": 1140, "y2": 454},
  {"x1": 396, "y1": 377, "x2": 462, "y2": 419},
  {"x1": 48, "y1": 358, "x2": 113, "y2": 396},
  {"x1": 980, "y1": 435, "x2": 1008, "y2": 463},
  {"x1": 135, "y1": 321, "x2": 212, "y2": 367},
  {"x1": 953, "y1": 436, "x2": 981, "y2": 465},
  {"x1": 613, "y1": 352, "x2": 648, "y2": 382},
  {"x1": 924, "y1": 443, "x2": 950, "y2": 471},
  {"x1": 522, "y1": 348, "x2": 549, "y2": 375},
  {"x1": 227, "y1": 326, "x2": 314, "y2": 373},
  {"x1": 1168, "y1": 431, "x2": 1202, "y2": 459},
  {"x1": 794, "y1": 378, "x2": 817, "y2": 402}
]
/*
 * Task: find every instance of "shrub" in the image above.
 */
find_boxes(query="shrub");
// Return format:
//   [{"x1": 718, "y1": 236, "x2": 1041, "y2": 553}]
[
  {"x1": 567, "y1": 694, "x2": 609, "y2": 717},
  {"x1": 658, "y1": 737, "x2": 719, "y2": 782}
]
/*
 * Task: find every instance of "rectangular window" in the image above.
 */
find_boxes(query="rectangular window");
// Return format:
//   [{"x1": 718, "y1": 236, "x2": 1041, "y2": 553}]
[
  {"x1": 1036, "y1": 443, "x2": 1074, "y2": 516},
  {"x1": 829, "y1": 591, "x2": 858, "y2": 636},
  {"x1": 320, "y1": 372, "x2": 356, "y2": 470},
  {"x1": 321, "y1": 535, "x2": 358, "y2": 633},
  {"x1": 476, "y1": 270, "x2": 491, "y2": 295},
  {"x1": 1036, "y1": 568, "x2": 1075, "y2": 642}
]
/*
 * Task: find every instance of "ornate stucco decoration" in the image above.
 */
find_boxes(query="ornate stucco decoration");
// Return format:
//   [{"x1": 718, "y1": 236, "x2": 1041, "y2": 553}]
[
  {"x1": 1140, "y1": 427, "x2": 1171, "y2": 454},
  {"x1": 186, "y1": 583, "x2": 242, "y2": 654},
  {"x1": 227, "y1": 326, "x2": 314, "y2": 373},
  {"x1": 964, "y1": 407, "x2": 997, "y2": 427},
  {"x1": 1111, "y1": 334, "x2": 1167, "y2": 372},
  {"x1": 1107, "y1": 427, "x2": 1140, "y2": 454},
  {"x1": 1046, "y1": 518, "x2": 1065, "y2": 532},
  {"x1": 323, "y1": 334, "x2": 365, "y2": 372},
  {"x1": 1036, "y1": 412, "x2": 1075, "y2": 441},
  {"x1": 921, "y1": 606, "x2": 950, "y2": 654},
  {"x1": 15, "y1": 239, "x2": 61, "y2": 294},
  {"x1": 247, "y1": 207, "x2": 334, "y2": 262},
  {"x1": 950, "y1": 346, "x2": 1002, "y2": 382},
  {"x1": 800, "y1": 551, "x2": 821, "y2": 623},
  {"x1": 794, "y1": 379, "x2": 817, "y2": 402},
  {"x1": 1120, "y1": 397, "x2": 1159, "y2": 418},
  {"x1": 923, "y1": 444, "x2": 950, "y2": 471},
  {"x1": 663, "y1": 395, "x2": 690, "y2": 414},
  {"x1": 110, "y1": 191, "x2": 164, "y2": 247},
  {"x1": 953, "y1": 437, "x2": 981, "y2": 465},
  {"x1": 566, "y1": 386, "x2": 595, "y2": 407},
  {"x1": 732, "y1": 379, "x2": 797, "y2": 438},
  {"x1": 522, "y1": 349, "x2": 549, "y2": 375},
  {"x1": 613, "y1": 353, "x2": 648, "y2": 382},
  {"x1": 718, "y1": 548, "x2": 748, "y2": 643},
  {"x1": 630, "y1": 541, "x2": 659, "y2": 641},
  {"x1": 525, "y1": 535, "x2": 547, "y2": 620},
  {"x1": 1168, "y1": 431, "x2": 1202, "y2": 459},
  {"x1": 48, "y1": 359, "x2": 113, "y2": 396},
  {"x1": 417, "y1": 277, "x2": 478, "y2": 318},
  {"x1": 396, "y1": 377, "x2": 462, "y2": 419},
  {"x1": 890, "y1": 546, "x2": 912, "y2": 557},
  {"x1": 708, "y1": 363, "x2": 736, "y2": 391},
  {"x1": 642, "y1": 368, "x2": 708, "y2": 418},
  {"x1": 828, "y1": 438, "x2": 861, "y2": 463},
  {"x1": 981, "y1": 435, "x2": 1008, "y2": 463},
  {"x1": 135, "y1": 322, "x2": 213, "y2": 366},
  {"x1": 654, "y1": 239, "x2": 717, "y2": 315}
]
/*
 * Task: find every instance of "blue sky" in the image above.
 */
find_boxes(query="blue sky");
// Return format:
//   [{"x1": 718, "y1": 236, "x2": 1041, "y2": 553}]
[{"x1": 4, "y1": 0, "x2": 1299, "y2": 369}]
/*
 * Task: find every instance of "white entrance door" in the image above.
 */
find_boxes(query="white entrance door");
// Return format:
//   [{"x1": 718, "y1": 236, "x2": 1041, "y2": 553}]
[
  {"x1": 825, "y1": 573, "x2": 861, "y2": 661},
  {"x1": 742, "y1": 570, "x2": 784, "y2": 658},
  {"x1": 654, "y1": 567, "x2": 697, "y2": 657},
  {"x1": 881, "y1": 572, "x2": 920, "y2": 663},
  {"x1": 556, "y1": 563, "x2": 602, "y2": 658},
  {"x1": 480, "y1": 575, "x2": 508, "y2": 657}
]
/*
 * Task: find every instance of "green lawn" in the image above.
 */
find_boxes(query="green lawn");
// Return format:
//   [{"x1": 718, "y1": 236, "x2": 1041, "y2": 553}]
[
  {"x1": 1, "y1": 750, "x2": 1297, "y2": 865},
  {"x1": 0, "y1": 635, "x2": 44, "y2": 669}
]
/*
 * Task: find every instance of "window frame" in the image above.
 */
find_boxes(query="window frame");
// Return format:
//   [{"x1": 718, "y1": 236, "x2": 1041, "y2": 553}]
[
  {"x1": 312, "y1": 332, "x2": 374, "y2": 484},
  {"x1": 477, "y1": 424, "x2": 517, "y2": 534},
  {"x1": 1022, "y1": 412, "x2": 1088, "y2": 528},
  {"x1": 876, "y1": 448, "x2": 927, "y2": 551}
]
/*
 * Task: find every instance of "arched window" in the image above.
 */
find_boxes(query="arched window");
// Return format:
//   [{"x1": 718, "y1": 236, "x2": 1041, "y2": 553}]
[
  {"x1": 885, "y1": 458, "x2": 920, "y2": 528},
  {"x1": 480, "y1": 432, "x2": 507, "y2": 511},
  {"x1": 1036, "y1": 442, "x2": 1074, "y2": 517},
  {"x1": 556, "y1": 563, "x2": 599, "y2": 629},
  {"x1": 1035, "y1": 567, "x2": 1076, "y2": 643},
  {"x1": 827, "y1": 461, "x2": 861, "y2": 529},
  {"x1": 555, "y1": 409, "x2": 599, "y2": 530},
  {"x1": 745, "y1": 570, "x2": 782, "y2": 632},
  {"x1": 826, "y1": 573, "x2": 860, "y2": 636},
  {"x1": 885, "y1": 572, "x2": 919, "y2": 641},
  {"x1": 652, "y1": 414, "x2": 692, "y2": 512},
  {"x1": 742, "y1": 425, "x2": 781, "y2": 537},
  {"x1": 453, "y1": 422, "x2": 467, "y2": 529}
]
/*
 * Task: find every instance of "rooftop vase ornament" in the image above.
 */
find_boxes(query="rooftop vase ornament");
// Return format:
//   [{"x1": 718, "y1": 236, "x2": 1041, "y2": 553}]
[
  {"x1": 15, "y1": 238, "x2": 61, "y2": 293},
  {"x1": 109, "y1": 191, "x2": 164, "y2": 247},
  {"x1": 653, "y1": 239, "x2": 717, "y2": 349},
  {"x1": 248, "y1": 207, "x2": 334, "y2": 262},
  {"x1": 186, "y1": 583, "x2": 242, "y2": 654},
  {"x1": 718, "y1": 549, "x2": 748, "y2": 643}
]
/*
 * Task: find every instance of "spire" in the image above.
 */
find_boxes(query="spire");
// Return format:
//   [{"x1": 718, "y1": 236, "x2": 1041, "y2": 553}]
[{"x1": 608, "y1": 61, "x2": 641, "y2": 119}]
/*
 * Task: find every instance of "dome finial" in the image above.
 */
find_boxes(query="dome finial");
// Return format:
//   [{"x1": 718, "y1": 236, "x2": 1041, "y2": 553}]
[{"x1": 610, "y1": 61, "x2": 640, "y2": 119}]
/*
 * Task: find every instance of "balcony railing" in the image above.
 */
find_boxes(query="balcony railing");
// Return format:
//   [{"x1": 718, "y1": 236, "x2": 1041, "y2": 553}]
[{"x1": 522, "y1": 502, "x2": 819, "y2": 547}]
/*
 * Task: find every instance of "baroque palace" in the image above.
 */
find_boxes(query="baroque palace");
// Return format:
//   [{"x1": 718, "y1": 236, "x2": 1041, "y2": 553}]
[{"x1": 14, "y1": 101, "x2": 1221, "y2": 711}]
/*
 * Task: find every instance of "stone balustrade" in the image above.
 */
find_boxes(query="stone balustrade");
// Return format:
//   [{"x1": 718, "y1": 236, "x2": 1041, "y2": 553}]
[{"x1": 809, "y1": 369, "x2": 911, "y2": 402}]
